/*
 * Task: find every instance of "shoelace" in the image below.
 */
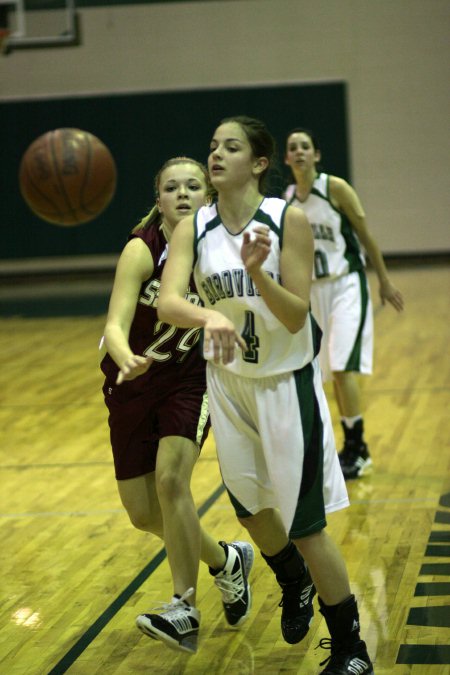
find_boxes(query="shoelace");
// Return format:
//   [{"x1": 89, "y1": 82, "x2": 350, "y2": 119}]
[
  {"x1": 316, "y1": 637, "x2": 334, "y2": 667},
  {"x1": 279, "y1": 579, "x2": 314, "y2": 611},
  {"x1": 149, "y1": 586, "x2": 195, "y2": 615},
  {"x1": 215, "y1": 571, "x2": 245, "y2": 603},
  {"x1": 317, "y1": 637, "x2": 358, "y2": 668}
]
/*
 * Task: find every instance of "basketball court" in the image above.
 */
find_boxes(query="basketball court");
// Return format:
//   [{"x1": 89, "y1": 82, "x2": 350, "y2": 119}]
[{"x1": 1, "y1": 263, "x2": 449, "y2": 674}]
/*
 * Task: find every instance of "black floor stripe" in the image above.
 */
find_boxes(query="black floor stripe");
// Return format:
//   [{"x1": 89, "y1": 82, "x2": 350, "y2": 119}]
[
  {"x1": 435, "y1": 511, "x2": 450, "y2": 524},
  {"x1": 47, "y1": 483, "x2": 225, "y2": 674},
  {"x1": 407, "y1": 605, "x2": 450, "y2": 627},
  {"x1": 415, "y1": 582, "x2": 450, "y2": 596},
  {"x1": 425, "y1": 544, "x2": 450, "y2": 557},
  {"x1": 439, "y1": 492, "x2": 450, "y2": 508},
  {"x1": 420, "y1": 562, "x2": 450, "y2": 575},
  {"x1": 396, "y1": 644, "x2": 450, "y2": 664},
  {"x1": 429, "y1": 531, "x2": 450, "y2": 543}
]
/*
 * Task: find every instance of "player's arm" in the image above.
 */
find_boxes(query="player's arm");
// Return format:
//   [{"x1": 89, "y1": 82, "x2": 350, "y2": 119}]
[
  {"x1": 103, "y1": 237, "x2": 154, "y2": 383},
  {"x1": 158, "y1": 217, "x2": 246, "y2": 364},
  {"x1": 244, "y1": 206, "x2": 313, "y2": 333},
  {"x1": 330, "y1": 176, "x2": 404, "y2": 312}
]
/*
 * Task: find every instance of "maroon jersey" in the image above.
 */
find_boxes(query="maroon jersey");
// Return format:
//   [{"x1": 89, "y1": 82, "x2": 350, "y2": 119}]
[
  {"x1": 100, "y1": 224, "x2": 209, "y2": 481},
  {"x1": 101, "y1": 224, "x2": 205, "y2": 390}
]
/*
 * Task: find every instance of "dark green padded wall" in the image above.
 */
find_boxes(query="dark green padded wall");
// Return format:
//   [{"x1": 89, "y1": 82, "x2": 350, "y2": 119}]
[{"x1": 0, "y1": 82, "x2": 349, "y2": 259}]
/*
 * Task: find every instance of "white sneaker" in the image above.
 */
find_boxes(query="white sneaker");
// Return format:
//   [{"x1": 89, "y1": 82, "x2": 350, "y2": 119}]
[
  {"x1": 212, "y1": 541, "x2": 254, "y2": 627},
  {"x1": 135, "y1": 587, "x2": 200, "y2": 654}
]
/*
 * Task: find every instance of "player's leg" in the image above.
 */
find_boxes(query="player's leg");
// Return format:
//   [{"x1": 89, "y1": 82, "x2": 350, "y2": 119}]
[
  {"x1": 155, "y1": 436, "x2": 201, "y2": 599},
  {"x1": 116, "y1": 467, "x2": 227, "y2": 570},
  {"x1": 208, "y1": 366, "x2": 314, "y2": 638},
  {"x1": 333, "y1": 370, "x2": 371, "y2": 478},
  {"x1": 117, "y1": 472, "x2": 163, "y2": 537},
  {"x1": 238, "y1": 508, "x2": 315, "y2": 644},
  {"x1": 134, "y1": 436, "x2": 201, "y2": 653},
  {"x1": 328, "y1": 272, "x2": 373, "y2": 479},
  {"x1": 294, "y1": 530, "x2": 373, "y2": 674},
  {"x1": 135, "y1": 436, "x2": 253, "y2": 651},
  {"x1": 295, "y1": 360, "x2": 373, "y2": 673}
]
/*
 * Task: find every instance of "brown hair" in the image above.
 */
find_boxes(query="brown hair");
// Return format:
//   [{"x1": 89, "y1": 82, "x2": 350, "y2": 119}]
[{"x1": 218, "y1": 115, "x2": 276, "y2": 192}]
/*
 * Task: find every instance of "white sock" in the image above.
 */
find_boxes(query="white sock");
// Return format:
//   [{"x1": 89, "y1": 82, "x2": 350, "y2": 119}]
[{"x1": 341, "y1": 415, "x2": 362, "y2": 429}]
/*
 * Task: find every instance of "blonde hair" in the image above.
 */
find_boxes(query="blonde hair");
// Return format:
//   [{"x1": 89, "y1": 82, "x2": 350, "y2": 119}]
[{"x1": 132, "y1": 156, "x2": 213, "y2": 234}]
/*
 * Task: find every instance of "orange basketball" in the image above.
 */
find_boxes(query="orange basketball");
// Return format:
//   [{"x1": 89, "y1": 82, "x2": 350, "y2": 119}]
[{"x1": 19, "y1": 128, "x2": 117, "y2": 226}]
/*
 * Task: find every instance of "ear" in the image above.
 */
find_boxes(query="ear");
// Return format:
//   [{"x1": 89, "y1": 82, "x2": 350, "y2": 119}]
[
  {"x1": 253, "y1": 156, "x2": 269, "y2": 176},
  {"x1": 156, "y1": 198, "x2": 162, "y2": 213},
  {"x1": 315, "y1": 150, "x2": 321, "y2": 164}
]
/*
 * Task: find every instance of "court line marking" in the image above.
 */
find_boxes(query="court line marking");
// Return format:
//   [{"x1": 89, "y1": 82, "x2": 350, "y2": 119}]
[
  {"x1": 0, "y1": 462, "x2": 112, "y2": 470},
  {"x1": 0, "y1": 496, "x2": 441, "y2": 520},
  {"x1": 46, "y1": 483, "x2": 225, "y2": 675}
]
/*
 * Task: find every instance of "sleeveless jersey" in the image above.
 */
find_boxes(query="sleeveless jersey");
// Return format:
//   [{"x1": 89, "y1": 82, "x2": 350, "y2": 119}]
[
  {"x1": 193, "y1": 198, "x2": 321, "y2": 378},
  {"x1": 100, "y1": 225, "x2": 205, "y2": 390},
  {"x1": 284, "y1": 173, "x2": 365, "y2": 281}
]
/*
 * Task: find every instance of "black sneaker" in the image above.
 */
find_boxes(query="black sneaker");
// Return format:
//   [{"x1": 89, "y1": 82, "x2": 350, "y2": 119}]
[
  {"x1": 135, "y1": 587, "x2": 200, "y2": 654},
  {"x1": 318, "y1": 637, "x2": 374, "y2": 674},
  {"x1": 339, "y1": 441, "x2": 372, "y2": 479},
  {"x1": 279, "y1": 565, "x2": 316, "y2": 644},
  {"x1": 213, "y1": 541, "x2": 254, "y2": 627}
]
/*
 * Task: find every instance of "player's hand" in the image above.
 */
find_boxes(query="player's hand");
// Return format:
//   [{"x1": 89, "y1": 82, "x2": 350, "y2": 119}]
[
  {"x1": 379, "y1": 280, "x2": 404, "y2": 312},
  {"x1": 241, "y1": 226, "x2": 271, "y2": 273},
  {"x1": 116, "y1": 355, "x2": 153, "y2": 384},
  {"x1": 203, "y1": 312, "x2": 247, "y2": 365}
]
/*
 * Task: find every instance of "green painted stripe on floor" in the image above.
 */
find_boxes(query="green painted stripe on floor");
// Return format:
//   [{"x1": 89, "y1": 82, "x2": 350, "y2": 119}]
[{"x1": 435, "y1": 511, "x2": 450, "y2": 524}]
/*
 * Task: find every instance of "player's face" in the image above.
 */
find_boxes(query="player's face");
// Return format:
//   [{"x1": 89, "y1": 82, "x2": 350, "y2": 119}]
[
  {"x1": 158, "y1": 163, "x2": 208, "y2": 228},
  {"x1": 285, "y1": 132, "x2": 320, "y2": 172},
  {"x1": 208, "y1": 122, "x2": 258, "y2": 189}
]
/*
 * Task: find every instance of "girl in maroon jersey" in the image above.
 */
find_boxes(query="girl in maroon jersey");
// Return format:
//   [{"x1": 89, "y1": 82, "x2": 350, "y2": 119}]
[{"x1": 100, "y1": 158, "x2": 254, "y2": 654}]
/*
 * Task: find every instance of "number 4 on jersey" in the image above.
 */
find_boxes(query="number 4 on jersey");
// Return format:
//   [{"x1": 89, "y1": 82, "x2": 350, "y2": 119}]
[{"x1": 241, "y1": 310, "x2": 259, "y2": 363}]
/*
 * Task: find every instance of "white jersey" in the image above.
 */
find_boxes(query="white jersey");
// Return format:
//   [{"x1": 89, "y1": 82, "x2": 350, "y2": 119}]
[
  {"x1": 284, "y1": 173, "x2": 365, "y2": 281},
  {"x1": 193, "y1": 198, "x2": 320, "y2": 378}
]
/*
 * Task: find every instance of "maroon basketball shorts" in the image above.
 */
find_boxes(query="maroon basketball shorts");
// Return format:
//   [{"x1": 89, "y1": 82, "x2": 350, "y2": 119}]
[{"x1": 104, "y1": 376, "x2": 210, "y2": 480}]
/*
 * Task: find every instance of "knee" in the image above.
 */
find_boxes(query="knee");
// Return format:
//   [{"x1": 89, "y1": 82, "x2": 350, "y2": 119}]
[
  {"x1": 332, "y1": 370, "x2": 346, "y2": 384},
  {"x1": 237, "y1": 511, "x2": 267, "y2": 534},
  {"x1": 156, "y1": 469, "x2": 189, "y2": 503},
  {"x1": 293, "y1": 530, "x2": 325, "y2": 555},
  {"x1": 237, "y1": 514, "x2": 253, "y2": 531},
  {"x1": 126, "y1": 507, "x2": 163, "y2": 537}
]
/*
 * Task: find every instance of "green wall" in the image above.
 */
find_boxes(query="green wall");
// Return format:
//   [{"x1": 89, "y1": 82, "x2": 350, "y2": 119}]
[{"x1": 1, "y1": 82, "x2": 349, "y2": 259}]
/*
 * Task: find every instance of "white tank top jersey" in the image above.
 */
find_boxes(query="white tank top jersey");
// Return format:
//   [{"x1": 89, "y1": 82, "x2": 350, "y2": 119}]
[
  {"x1": 284, "y1": 173, "x2": 365, "y2": 281},
  {"x1": 193, "y1": 197, "x2": 321, "y2": 378}
]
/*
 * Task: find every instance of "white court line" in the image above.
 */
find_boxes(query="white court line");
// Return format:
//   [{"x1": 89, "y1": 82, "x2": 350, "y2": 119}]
[
  {"x1": 0, "y1": 509, "x2": 125, "y2": 518},
  {"x1": 0, "y1": 496, "x2": 443, "y2": 519}
]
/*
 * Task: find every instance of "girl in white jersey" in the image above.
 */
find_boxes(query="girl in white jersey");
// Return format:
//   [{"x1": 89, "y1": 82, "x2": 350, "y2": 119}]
[
  {"x1": 285, "y1": 128, "x2": 404, "y2": 479},
  {"x1": 159, "y1": 116, "x2": 373, "y2": 674}
]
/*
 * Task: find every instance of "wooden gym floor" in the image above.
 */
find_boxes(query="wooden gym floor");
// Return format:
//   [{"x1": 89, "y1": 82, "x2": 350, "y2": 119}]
[{"x1": 0, "y1": 265, "x2": 449, "y2": 674}]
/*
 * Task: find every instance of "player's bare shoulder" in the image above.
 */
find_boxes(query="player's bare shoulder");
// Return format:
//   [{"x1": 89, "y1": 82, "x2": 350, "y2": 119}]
[
  {"x1": 285, "y1": 202, "x2": 310, "y2": 230},
  {"x1": 284, "y1": 204, "x2": 314, "y2": 252},
  {"x1": 117, "y1": 236, "x2": 153, "y2": 279}
]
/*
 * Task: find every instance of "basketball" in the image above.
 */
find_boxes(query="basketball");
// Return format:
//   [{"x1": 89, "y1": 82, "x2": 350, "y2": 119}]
[{"x1": 19, "y1": 128, "x2": 117, "y2": 226}]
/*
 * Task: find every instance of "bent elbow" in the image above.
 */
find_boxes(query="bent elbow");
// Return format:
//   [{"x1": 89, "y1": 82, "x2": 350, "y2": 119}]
[
  {"x1": 287, "y1": 309, "x2": 308, "y2": 334},
  {"x1": 156, "y1": 300, "x2": 169, "y2": 323},
  {"x1": 157, "y1": 306, "x2": 167, "y2": 323},
  {"x1": 288, "y1": 318, "x2": 306, "y2": 334}
]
